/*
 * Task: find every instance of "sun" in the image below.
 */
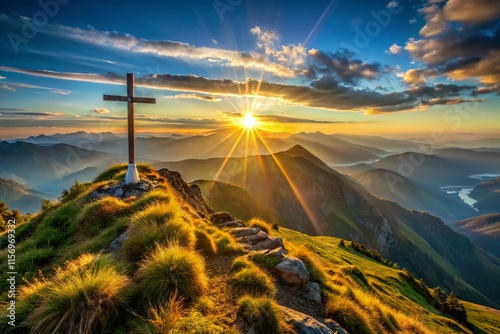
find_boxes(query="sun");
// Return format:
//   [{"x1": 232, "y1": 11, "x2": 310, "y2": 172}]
[{"x1": 242, "y1": 113, "x2": 258, "y2": 129}]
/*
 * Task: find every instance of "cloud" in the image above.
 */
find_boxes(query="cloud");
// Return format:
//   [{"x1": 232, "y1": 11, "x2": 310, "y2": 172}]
[
  {"x1": 52, "y1": 24, "x2": 298, "y2": 78},
  {"x1": 386, "y1": 1, "x2": 399, "y2": 9},
  {"x1": 163, "y1": 93, "x2": 221, "y2": 101},
  {"x1": 443, "y1": 0, "x2": 500, "y2": 24},
  {"x1": 0, "y1": 78, "x2": 73, "y2": 94},
  {"x1": 0, "y1": 66, "x2": 484, "y2": 114},
  {"x1": 420, "y1": 97, "x2": 485, "y2": 106},
  {"x1": 0, "y1": 108, "x2": 25, "y2": 111},
  {"x1": 472, "y1": 84, "x2": 500, "y2": 96},
  {"x1": 387, "y1": 43, "x2": 403, "y2": 55},
  {"x1": 92, "y1": 108, "x2": 110, "y2": 114},
  {"x1": 419, "y1": 4, "x2": 448, "y2": 37},
  {"x1": 251, "y1": 26, "x2": 307, "y2": 67},
  {"x1": 405, "y1": 1, "x2": 500, "y2": 85},
  {"x1": 217, "y1": 111, "x2": 345, "y2": 124},
  {"x1": 1, "y1": 84, "x2": 15, "y2": 92},
  {"x1": 409, "y1": 18, "x2": 417, "y2": 24},
  {"x1": 307, "y1": 48, "x2": 386, "y2": 84},
  {"x1": 0, "y1": 76, "x2": 5, "y2": 80},
  {"x1": 0, "y1": 110, "x2": 65, "y2": 117},
  {"x1": 403, "y1": 69, "x2": 427, "y2": 85}
]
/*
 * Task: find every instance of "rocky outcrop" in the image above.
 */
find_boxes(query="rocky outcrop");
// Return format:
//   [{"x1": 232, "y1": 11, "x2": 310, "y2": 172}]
[
  {"x1": 275, "y1": 256, "x2": 310, "y2": 287},
  {"x1": 157, "y1": 168, "x2": 214, "y2": 217},
  {"x1": 89, "y1": 179, "x2": 159, "y2": 200},
  {"x1": 279, "y1": 306, "x2": 349, "y2": 334}
]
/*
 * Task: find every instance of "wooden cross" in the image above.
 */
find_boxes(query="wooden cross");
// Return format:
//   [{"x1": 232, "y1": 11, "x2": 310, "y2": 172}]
[{"x1": 103, "y1": 73, "x2": 156, "y2": 184}]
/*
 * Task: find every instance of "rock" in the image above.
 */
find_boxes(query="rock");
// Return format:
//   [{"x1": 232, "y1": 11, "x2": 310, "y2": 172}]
[
  {"x1": 157, "y1": 169, "x2": 214, "y2": 216},
  {"x1": 279, "y1": 306, "x2": 349, "y2": 334},
  {"x1": 252, "y1": 236, "x2": 285, "y2": 251},
  {"x1": 323, "y1": 319, "x2": 349, "y2": 334},
  {"x1": 239, "y1": 231, "x2": 268, "y2": 244},
  {"x1": 229, "y1": 227, "x2": 259, "y2": 238},
  {"x1": 216, "y1": 221, "x2": 246, "y2": 228},
  {"x1": 210, "y1": 211, "x2": 233, "y2": 225},
  {"x1": 90, "y1": 179, "x2": 156, "y2": 200},
  {"x1": 106, "y1": 231, "x2": 128, "y2": 252},
  {"x1": 250, "y1": 247, "x2": 287, "y2": 260},
  {"x1": 305, "y1": 282, "x2": 322, "y2": 303},
  {"x1": 275, "y1": 255, "x2": 310, "y2": 287}
]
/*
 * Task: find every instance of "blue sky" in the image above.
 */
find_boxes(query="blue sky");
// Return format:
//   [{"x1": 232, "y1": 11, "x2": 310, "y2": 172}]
[{"x1": 0, "y1": 0, "x2": 499, "y2": 139}]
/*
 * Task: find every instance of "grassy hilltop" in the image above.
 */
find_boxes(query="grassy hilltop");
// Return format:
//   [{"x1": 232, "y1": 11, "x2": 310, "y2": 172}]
[{"x1": 0, "y1": 164, "x2": 499, "y2": 334}]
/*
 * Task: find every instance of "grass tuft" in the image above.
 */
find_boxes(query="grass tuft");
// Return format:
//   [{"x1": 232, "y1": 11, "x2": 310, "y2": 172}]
[
  {"x1": 122, "y1": 217, "x2": 195, "y2": 261},
  {"x1": 194, "y1": 229, "x2": 218, "y2": 255},
  {"x1": 136, "y1": 244, "x2": 208, "y2": 306},
  {"x1": 22, "y1": 253, "x2": 130, "y2": 334},
  {"x1": 231, "y1": 257, "x2": 253, "y2": 272},
  {"x1": 238, "y1": 296, "x2": 281, "y2": 334},
  {"x1": 246, "y1": 218, "x2": 272, "y2": 235},
  {"x1": 145, "y1": 292, "x2": 184, "y2": 333},
  {"x1": 76, "y1": 197, "x2": 128, "y2": 236},
  {"x1": 230, "y1": 265, "x2": 275, "y2": 297}
]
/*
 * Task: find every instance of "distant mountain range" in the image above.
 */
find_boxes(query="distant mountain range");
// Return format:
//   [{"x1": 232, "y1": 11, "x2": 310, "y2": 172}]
[
  {"x1": 0, "y1": 178, "x2": 54, "y2": 213},
  {"x1": 157, "y1": 145, "x2": 500, "y2": 307}
]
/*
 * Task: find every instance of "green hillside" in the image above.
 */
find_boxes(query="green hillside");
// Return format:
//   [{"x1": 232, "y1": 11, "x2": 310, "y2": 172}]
[
  {"x1": 0, "y1": 164, "x2": 499, "y2": 334},
  {"x1": 155, "y1": 146, "x2": 500, "y2": 308}
]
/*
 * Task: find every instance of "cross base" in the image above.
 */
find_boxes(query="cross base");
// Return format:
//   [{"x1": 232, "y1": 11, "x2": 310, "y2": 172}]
[{"x1": 125, "y1": 164, "x2": 140, "y2": 184}]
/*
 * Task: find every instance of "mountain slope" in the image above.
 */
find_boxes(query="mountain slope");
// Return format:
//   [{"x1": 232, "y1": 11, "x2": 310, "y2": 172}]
[
  {"x1": 0, "y1": 178, "x2": 54, "y2": 213},
  {"x1": 351, "y1": 169, "x2": 476, "y2": 223},
  {"x1": 0, "y1": 163, "x2": 498, "y2": 334},
  {"x1": 469, "y1": 177, "x2": 500, "y2": 213},
  {"x1": 192, "y1": 179, "x2": 288, "y2": 226},
  {"x1": 451, "y1": 213, "x2": 500, "y2": 258},
  {"x1": 155, "y1": 146, "x2": 500, "y2": 308}
]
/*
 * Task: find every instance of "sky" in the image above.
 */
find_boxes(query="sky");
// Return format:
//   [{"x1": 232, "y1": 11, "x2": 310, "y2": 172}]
[{"x1": 0, "y1": 0, "x2": 499, "y2": 139}]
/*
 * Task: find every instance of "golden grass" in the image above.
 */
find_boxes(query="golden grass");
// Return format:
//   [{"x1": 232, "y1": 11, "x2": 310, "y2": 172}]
[
  {"x1": 238, "y1": 296, "x2": 281, "y2": 334},
  {"x1": 246, "y1": 218, "x2": 272, "y2": 235},
  {"x1": 22, "y1": 253, "x2": 130, "y2": 334},
  {"x1": 230, "y1": 264, "x2": 275, "y2": 297},
  {"x1": 136, "y1": 244, "x2": 208, "y2": 305},
  {"x1": 76, "y1": 197, "x2": 129, "y2": 236}
]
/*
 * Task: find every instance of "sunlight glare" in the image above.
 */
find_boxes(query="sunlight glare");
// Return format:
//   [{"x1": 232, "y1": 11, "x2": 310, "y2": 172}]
[{"x1": 243, "y1": 113, "x2": 258, "y2": 129}]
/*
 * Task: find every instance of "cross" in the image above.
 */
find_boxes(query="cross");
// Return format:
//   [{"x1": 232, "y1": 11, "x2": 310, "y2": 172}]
[{"x1": 103, "y1": 73, "x2": 156, "y2": 184}]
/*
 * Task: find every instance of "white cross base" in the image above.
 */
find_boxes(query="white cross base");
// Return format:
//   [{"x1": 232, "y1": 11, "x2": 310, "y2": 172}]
[{"x1": 125, "y1": 164, "x2": 140, "y2": 184}]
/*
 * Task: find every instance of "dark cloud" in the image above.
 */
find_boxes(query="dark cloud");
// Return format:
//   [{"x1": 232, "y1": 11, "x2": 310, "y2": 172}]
[
  {"x1": 307, "y1": 48, "x2": 386, "y2": 84},
  {"x1": 0, "y1": 67, "x2": 485, "y2": 114},
  {"x1": 405, "y1": 2, "x2": 500, "y2": 85},
  {"x1": 420, "y1": 97, "x2": 485, "y2": 106},
  {"x1": 0, "y1": 108, "x2": 25, "y2": 111},
  {"x1": 0, "y1": 110, "x2": 64, "y2": 116}
]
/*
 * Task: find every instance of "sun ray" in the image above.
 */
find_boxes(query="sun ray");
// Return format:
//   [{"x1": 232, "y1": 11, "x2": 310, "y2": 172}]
[
  {"x1": 211, "y1": 127, "x2": 247, "y2": 184},
  {"x1": 254, "y1": 129, "x2": 322, "y2": 234}
]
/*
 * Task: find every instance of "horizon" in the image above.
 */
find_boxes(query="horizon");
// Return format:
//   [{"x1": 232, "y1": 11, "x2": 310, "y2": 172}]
[{"x1": 1, "y1": 0, "x2": 499, "y2": 140}]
